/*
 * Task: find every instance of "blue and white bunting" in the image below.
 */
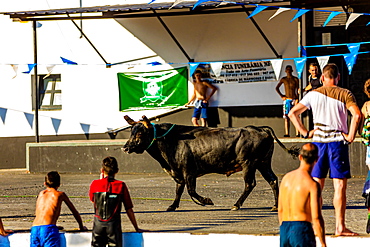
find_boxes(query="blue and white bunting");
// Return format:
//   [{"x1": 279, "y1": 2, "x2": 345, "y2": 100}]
[
  {"x1": 170, "y1": 0, "x2": 186, "y2": 9},
  {"x1": 51, "y1": 118, "x2": 61, "y2": 134},
  {"x1": 192, "y1": 0, "x2": 211, "y2": 10},
  {"x1": 343, "y1": 53, "x2": 358, "y2": 75},
  {"x1": 293, "y1": 57, "x2": 307, "y2": 79},
  {"x1": 246, "y1": 5, "x2": 268, "y2": 19},
  {"x1": 80, "y1": 123, "x2": 90, "y2": 134},
  {"x1": 11, "y1": 64, "x2": 18, "y2": 79},
  {"x1": 22, "y1": 64, "x2": 36, "y2": 74},
  {"x1": 189, "y1": 62, "x2": 200, "y2": 76},
  {"x1": 345, "y1": 13, "x2": 362, "y2": 29},
  {"x1": 268, "y1": 7, "x2": 290, "y2": 21},
  {"x1": 270, "y1": 59, "x2": 283, "y2": 80},
  {"x1": 290, "y1": 9, "x2": 310, "y2": 22},
  {"x1": 60, "y1": 57, "x2": 78, "y2": 65},
  {"x1": 24, "y1": 112, "x2": 34, "y2": 129},
  {"x1": 0, "y1": 108, "x2": 7, "y2": 124},
  {"x1": 316, "y1": 56, "x2": 330, "y2": 71},
  {"x1": 323, "y1": 11, "x2": 342, "y2": 27}
]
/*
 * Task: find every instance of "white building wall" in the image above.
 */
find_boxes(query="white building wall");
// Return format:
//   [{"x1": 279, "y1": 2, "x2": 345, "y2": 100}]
[
  {"x1": 0, "y1": 0, "x2": 174, "y2": 137},
  {"x1": 0, "y1": 0, "x2": 304, "y2": 137}
]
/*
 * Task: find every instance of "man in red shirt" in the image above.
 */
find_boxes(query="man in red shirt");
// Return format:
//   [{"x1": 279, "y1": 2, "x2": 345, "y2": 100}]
[{"x1": 89, "y1": 157, "x2": 145, "y2": 247}]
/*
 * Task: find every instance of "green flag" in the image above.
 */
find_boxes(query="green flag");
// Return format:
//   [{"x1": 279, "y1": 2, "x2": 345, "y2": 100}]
[{"x1": 118, "y1": 67, "x2": 188, "y2": 111}]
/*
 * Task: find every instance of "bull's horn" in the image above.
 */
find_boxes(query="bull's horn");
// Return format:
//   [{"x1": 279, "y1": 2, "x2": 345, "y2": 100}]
[
  {"x1": 124, "y1": 115, "x2": 136, "y2": 126},
  {"x1": 141, "y1": 115, "x2": 152, "y2": 129}
]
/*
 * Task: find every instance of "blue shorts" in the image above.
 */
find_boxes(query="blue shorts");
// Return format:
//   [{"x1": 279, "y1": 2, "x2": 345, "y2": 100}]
[
  {"x1": 280, "y1": 221, "x2": 315, "y2": 247},
  {"x1": 30, "y1": 225, "x2": 60, "y2": 247},
  {"x1": 192, "y1": 101, "x2": 208, "y2": 119},
  {"x1": 311, "y1": 142, "x2": 351, "y2": 179},
  {"x1": 283, "y1": 99, "x2": 294, "y2": 119}
]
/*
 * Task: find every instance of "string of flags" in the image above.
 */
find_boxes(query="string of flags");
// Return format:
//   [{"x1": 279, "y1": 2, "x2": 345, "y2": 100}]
[
  {"x1": 3, "y1": 39, "x2": 370, "y2": 79},
  {"x1": 0, "y1": 107, "x2": 113, "y2": 135},
  {"x1": 148, "y1": 0, "x2": 370, "y2": 29}
]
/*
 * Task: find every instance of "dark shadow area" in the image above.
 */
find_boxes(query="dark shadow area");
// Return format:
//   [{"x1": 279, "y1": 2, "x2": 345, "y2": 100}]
[{"x1": 221, "y1": 106, "x2": 281, "y2": 118}]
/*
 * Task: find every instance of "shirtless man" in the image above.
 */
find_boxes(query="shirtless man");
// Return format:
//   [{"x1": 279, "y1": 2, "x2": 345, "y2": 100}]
[
  {"x1": 275, "y1": 65, "x2": 300, "y2": 137},
  {"x1": 185, "y1": 70, "x2": 217, "y2": 127},
  {"x1": 279, "y1": 143, "x2": 326, "y2": 247},
  {"x1": 31, "y1": 171, "x2": 86, "y2": 247}
]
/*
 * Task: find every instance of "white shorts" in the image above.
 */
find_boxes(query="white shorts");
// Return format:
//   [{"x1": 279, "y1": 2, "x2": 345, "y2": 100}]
[{"x1": 366, "y1": 146, "x2": 370, "y2": 166}]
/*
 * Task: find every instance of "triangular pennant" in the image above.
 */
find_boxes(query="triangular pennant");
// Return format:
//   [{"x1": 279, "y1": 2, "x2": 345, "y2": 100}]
[
  {"x1": 246, "y1": 5, "x2": 269, "y2": 19},
  {"x1": 51, "y1": 118, "x2": 61, "y2": 134},
  {"x1": 192, "y1": 0, "x2": 210, "y2": 10},
  {"x1": 210, "y1": 62, "x2": 223, "y2": 78},
  {"x1": 270, "y1": 59, "x2": 283, "y2": 80},
  {"x1": 24, "y1": 112, "x2": 34, "y2": 129},
  {"x1": 301, "y1": 46, "x2": 307, "y2": 57},
  {"x1": 290, "y1": 9, "x2": 310, "y2": 22},
  {"x1": 60, "y1": 56, "x2": 78, "y2": 65},
  {"x1": 347, "y1": 43, "x2": 360, "y2": 55},
  {"x1": 43, "y1": 65, "x2": 56, "y2": 79},
  {"x1": 323, "y1": 11, "x2": 342, "y2": 27},
  {"x1": 316, "y1": 56, "x2": 330, "y2": 71},
  {"x1": 11, "y1": 64, "x2": 18, "y2": 79},
  {"x1": 343, "y1": 53, "x2": 358, "y2": 75},
  {"x1": 189, "y1": 62, "x2": 200, "y2": 77},
  {"x1": 170, "y1": 0, "x2": 186, "y2": 9},
  {"x1": 293, "y1": 57, "x2": 307, "y2": 79},
  {"x1": 345, "y1": 13, "x2": 362, "y2": 29},
  {"x1": 268, "y1": 7, "x2": 290, "y2": 21},
  {"x1": 0, "y1": 108, "x2": 7, "y2": 124},
  {"x1": 147, "y1": 61, "x2": 162, "y2": 66},
  {"x1": 80, "y1": 123, "x2": 90, "y2": 134},
  {"x1": 36, "y1": 21, "x2": 42, "y2": 28},
  {"x1": 22, "y1": 64, "x2": 36, "y2": 74}
]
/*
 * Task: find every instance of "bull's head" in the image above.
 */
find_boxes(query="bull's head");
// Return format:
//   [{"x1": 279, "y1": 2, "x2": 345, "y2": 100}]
[{"x1": 123, "y1": 115, "x2": 153, "y2": 154}]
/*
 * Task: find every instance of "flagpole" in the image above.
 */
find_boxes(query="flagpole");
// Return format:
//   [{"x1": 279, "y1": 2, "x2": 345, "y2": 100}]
[{"x1": 33, "y1": 20, "x2": 40, "y2": 143}]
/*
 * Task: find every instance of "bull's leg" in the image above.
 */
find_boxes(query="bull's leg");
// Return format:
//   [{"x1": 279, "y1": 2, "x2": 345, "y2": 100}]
[
  {"x1": 167, "y1": 181, "x2": 185, "y2": 211},
  {"x1": 232, "y1": 166, "x2": 256, "y2": 211},
  {"x1": 186, "y1": 175, "x2": 214, "y2": 206},
  {"x1": 258, "y1": 161, "x2": 279, "y2": 212}
]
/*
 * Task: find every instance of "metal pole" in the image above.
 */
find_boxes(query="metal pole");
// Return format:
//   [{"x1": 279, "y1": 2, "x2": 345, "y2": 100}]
[
  {"x1": 33, "y1": 21, "x2": 40, "y2": 143},
  {"x1": 80, "y1": 0, "x2": 83, "y2": 39},
  {"x1": 152, "y1": 10, "x2": 193, "y2": 62}
]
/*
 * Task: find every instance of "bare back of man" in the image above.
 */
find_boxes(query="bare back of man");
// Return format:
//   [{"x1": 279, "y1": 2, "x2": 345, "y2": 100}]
[
  {"x1": 278, "y1": 143, "x2": 326, "y2": 247},
  {"x1": 279, "y1": 169, "x2": 320, "y2": 222},
  {"x1": 33, "y1": 188, "x2": 65, "y2": 226}
]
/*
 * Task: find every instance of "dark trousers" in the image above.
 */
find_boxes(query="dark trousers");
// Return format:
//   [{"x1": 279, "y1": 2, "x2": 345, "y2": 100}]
[{"x1": 91, "y1": 217, "x2": 122, "y2": 247}]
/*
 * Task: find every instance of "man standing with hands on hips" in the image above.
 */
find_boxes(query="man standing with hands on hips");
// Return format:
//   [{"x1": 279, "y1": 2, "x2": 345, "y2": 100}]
[{"x1": 288, "y1": 63, "x2": 361, "y2": 236}]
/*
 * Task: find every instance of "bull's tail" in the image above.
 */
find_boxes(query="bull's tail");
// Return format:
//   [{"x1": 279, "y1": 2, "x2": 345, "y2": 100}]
[{"x1": 250, "y1": 126, "x2": 300, "y2": 159}]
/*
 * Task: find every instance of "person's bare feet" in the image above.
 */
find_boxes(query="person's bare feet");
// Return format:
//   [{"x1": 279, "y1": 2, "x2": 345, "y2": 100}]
[{"x1": 335, "y1": 228, "x2": 359, "y2": 236}]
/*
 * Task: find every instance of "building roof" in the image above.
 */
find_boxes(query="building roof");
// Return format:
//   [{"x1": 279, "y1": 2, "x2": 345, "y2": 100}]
[
  {"x1": 2, "y1": 1, "x2": 290, "y2": 21},
  {"x1": 3, "y1": 0, "x2": 369, "y2": 21}
]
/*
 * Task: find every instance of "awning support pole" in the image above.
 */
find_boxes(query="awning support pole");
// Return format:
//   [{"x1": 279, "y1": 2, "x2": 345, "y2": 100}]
[
  {"x1": 243, "y1": 6, "x2": 282, "y2": 59},
  {"x1": 153, "y1": 10, "x2": 193, "y2": 62},
  {"x1": 68, "y1": 15, "x2": 110, "y2": 67}
]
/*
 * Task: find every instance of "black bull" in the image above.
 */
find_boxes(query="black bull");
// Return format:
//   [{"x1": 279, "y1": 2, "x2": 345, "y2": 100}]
[{"x1": 123, "y1": 115, "x2": 299, "y2": 211}]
